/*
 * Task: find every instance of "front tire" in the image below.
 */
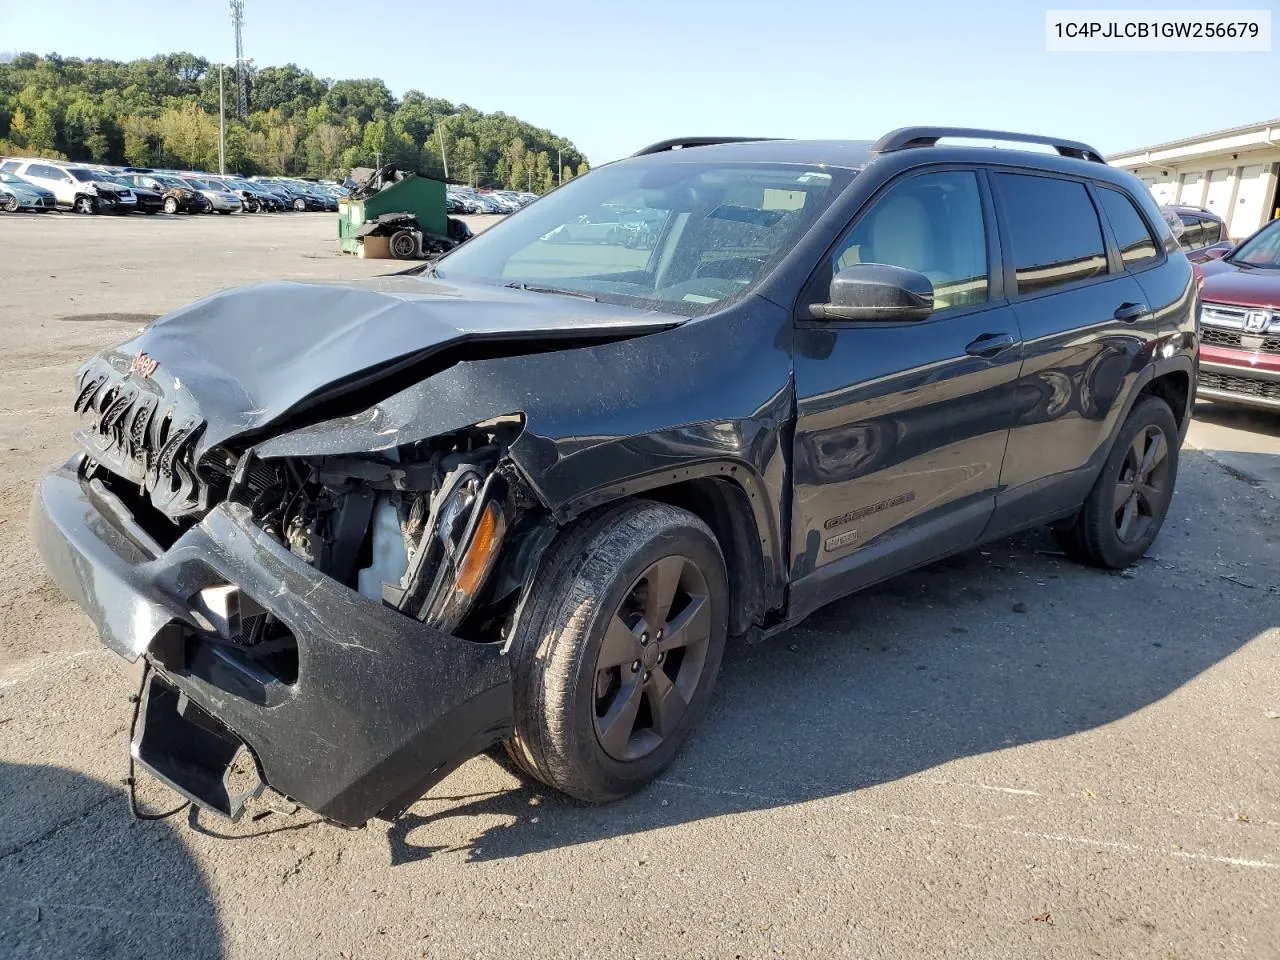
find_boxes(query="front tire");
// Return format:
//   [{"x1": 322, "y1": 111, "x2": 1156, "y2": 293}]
[
  {"x1": 293, "y1": 197, "x2": 306, "y2": 211},
  {"x1": 163, "y1": 196, "x2": 179, "y2": 214},
  {"x1": 73, "y1": 196, "x2": 97, "y2": 215},
  {"x1": 505, "y1": 501, "x2": 728, "y2": 803},
  {"x1": 1055, "y1": 395, "x2": 1179, "y2": 568},
  {"x1": 3, "y1": 195, "x2": 19, "y2": 213}
]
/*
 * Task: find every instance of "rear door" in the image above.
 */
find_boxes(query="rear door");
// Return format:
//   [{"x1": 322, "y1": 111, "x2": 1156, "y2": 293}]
[
  {"x1": 986, "y1": 171, "x2": 1158, "y2": 534},
  {"x1": 789, "y1": 167, "x2": 1024, "y2": 618}
]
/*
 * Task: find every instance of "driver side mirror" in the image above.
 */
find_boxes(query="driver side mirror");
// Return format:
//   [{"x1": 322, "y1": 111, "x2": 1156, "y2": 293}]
[{"x1": 809, "y1": 263, "x2": 934, "y2": 322}]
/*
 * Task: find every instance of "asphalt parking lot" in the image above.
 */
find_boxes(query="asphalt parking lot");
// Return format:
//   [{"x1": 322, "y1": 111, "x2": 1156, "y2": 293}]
[{"x1": 0, "y1": 212, "x2": 1277, "y2": 960}]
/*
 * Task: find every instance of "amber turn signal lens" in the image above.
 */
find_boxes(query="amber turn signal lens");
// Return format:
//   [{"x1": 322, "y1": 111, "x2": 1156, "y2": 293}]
[{"x1": 456, "y1": 502, "x2": 501, "y2": 595}]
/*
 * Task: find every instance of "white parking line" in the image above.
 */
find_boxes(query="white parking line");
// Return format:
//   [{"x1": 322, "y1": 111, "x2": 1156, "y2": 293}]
[{"x1": 656, "y1": 777, "x2": 1280, "y2": 871}]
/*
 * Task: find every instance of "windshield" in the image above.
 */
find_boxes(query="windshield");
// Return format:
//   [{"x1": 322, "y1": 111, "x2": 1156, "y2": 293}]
[
  {"x1": 1230, "y1": 219, "x2": 1280, "y2": 268},
  {"x1": 434, "y1": 159, "x2": 849, "y2": 315},
  {"x1": 155, "y1": 176, "x2": 188, "y2": 189},
  {"x1": 69, "y1": 168, "x2": 104, "y2": 182},
  {"x1": 184, "y1": 178, "x2": 213, "y2": 190},
  {"x1": 0, "y1": 172, "x2": 32, "y2": 186}
]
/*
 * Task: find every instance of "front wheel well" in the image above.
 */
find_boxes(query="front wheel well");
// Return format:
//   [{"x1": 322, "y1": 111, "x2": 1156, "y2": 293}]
[
  {"x1": 642, "y1": 477, "x2": 772, "y2": 637},
  {"x1": 1140, "y1": 369, "x2": 1191, "y2": 431}
]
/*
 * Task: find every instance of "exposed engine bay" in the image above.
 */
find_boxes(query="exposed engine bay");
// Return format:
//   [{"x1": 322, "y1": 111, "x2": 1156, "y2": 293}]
[
  {"x1": 226, "y1": 415, "x2": 532, "y2": 637},
  {"x1": 81, "y1": 411, "x2": 541, "y2": 695}
]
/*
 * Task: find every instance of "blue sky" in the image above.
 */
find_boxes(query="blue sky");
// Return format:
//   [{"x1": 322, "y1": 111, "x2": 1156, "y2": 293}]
[{"x1": 1, "y1": 0, "x2": 1276, "y2": 162}]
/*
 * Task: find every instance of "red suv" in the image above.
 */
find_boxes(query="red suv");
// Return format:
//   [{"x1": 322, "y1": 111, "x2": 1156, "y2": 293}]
[{"x1": 1196, "y1": 217, "x2": 1280, "y2": 412}]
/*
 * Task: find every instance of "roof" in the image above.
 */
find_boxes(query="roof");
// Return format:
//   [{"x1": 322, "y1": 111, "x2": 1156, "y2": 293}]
[
  {"x1": 623, "y1": 138, "x2": 876, "y2": 170},
  {"x1": 616, "y1": 136, "x2": 1132, "y2": 189},
  {"x1": 1107, "y1": 117, "x2": 1280, "y2": 162}
]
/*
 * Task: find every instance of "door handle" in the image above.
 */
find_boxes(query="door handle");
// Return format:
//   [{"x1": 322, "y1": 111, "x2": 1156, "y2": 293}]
[
  {"x1": 1114, "y1": 301, "x2": 1150, "y2": 323},
  {"x1": 964, "y1": 332, "x2": 1019, "y2": 358}
]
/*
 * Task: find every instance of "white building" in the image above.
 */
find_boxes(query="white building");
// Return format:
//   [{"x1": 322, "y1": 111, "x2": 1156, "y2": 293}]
[{"x1": 1107, "y1": 119, "x2": 1280, "y2": 241}]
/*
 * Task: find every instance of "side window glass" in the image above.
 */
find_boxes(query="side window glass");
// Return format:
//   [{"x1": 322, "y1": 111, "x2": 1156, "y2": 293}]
[
  {"x1": 1201, "y1": 218, "x2": 1222, "y2": 244},
  {"x1": 1177, "y1": 215, "x2": 1197, "y2": 249},
  {"x1": 832, "y1": 170, "x2": 988, "y2": 311},
  {"x1": 995, "y1": 173, "x2": 1107, "y2": 294},
  {"x1": 1097, "y1": 187, "x2": 1159, "y2": 268}
]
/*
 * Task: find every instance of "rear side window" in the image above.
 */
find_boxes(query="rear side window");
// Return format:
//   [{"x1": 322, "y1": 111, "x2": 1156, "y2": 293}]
[
  {"x1": 1201, "y1": 217, "x2": 1223, "y2": 244},
  {"x1": 995, "y1": 173, "x2": 1107, "y2": 295},
  {"x1": 1097, "y1": 188, "x2": 1159, "y2": 268}
]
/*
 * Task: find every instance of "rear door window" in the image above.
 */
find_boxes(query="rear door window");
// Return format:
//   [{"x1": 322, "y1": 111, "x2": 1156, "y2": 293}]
[
  {"x1": 1096, "y1": 187, "x2": 1160, "y2": 268},
  {"x1": 995, "y1": 173, "x2": 1107, "y2": 295}
]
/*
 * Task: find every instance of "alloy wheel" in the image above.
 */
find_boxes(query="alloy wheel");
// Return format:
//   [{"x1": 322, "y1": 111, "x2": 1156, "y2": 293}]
[
  {"x1": 1113, "y1": 424, "x2": 1171, "y2": 544},
  {"x1": 3, "y1": 195, "x2": 19, "y2": 213},
  {"x1": 592, "y1": 555, "x2": 712, "y2": 762}
]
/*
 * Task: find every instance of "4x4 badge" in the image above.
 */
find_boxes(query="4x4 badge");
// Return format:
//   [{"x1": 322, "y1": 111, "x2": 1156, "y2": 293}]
[
  {"x1": 1244, "y1": 310, "x2": 1270, "y2": 333},
  {"x1": 130, "y1": 352, "x2": 159, "y2": 378}
]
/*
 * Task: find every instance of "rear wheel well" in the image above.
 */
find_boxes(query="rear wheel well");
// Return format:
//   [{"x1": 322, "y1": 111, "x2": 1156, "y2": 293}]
[
  {"x1": 1140, "y1": 370, "x2": 1190, "y2": 430},
  {"x1": 643, "y1": 478, "x2": 770, "y2": 637}
]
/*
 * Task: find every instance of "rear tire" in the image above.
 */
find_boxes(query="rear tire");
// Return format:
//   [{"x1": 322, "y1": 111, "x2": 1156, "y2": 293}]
[
  {"x1": 504, "y1": 501, "x2": 728, "y2": 803},
  {"x1": 1055, "y1": 395, "x2": 1179, "y2": 568}
]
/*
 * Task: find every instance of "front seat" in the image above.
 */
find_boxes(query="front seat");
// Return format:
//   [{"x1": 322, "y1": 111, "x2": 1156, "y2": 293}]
[
  {"x1": 868, "y1": 193, "x2": 955, "y2": 307},
  {"x1": 868, "y1": 194, "x2": 932, "y2": 273}
]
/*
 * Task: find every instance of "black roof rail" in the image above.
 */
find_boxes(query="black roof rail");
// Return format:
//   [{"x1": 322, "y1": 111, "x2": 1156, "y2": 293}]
[
  {"x1": 630, "y1": 136, "x2": 779, "y2": 157},
  {"x1": 870, "y1": 127, "x2": 1106, "y2": 164}
]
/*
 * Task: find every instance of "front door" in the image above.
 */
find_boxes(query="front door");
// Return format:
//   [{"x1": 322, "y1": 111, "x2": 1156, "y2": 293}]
[{"x1": 789, "y1": 168, "x2": 1023, "y2": 620}]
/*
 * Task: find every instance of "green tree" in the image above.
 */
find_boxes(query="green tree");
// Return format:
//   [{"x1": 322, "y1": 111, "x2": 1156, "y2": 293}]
[{"x1": 26, "y1": 106, "x2": 57, "y2": 153}]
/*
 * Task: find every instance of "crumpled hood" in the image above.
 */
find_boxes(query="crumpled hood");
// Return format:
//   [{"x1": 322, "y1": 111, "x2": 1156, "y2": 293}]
[{"x1": 87, "y1": 276, "x2": 680, "y2": 460}]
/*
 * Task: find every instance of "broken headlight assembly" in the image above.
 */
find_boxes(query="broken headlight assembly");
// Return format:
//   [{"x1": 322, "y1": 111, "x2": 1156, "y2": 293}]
[{"x1": 223, "y1": 416, "x2": 525, "y2": 637}]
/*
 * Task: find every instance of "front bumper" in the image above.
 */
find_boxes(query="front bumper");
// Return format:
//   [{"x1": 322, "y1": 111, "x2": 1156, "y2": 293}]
[
  {"x1": 1198, "y1": 347, "x2": 1280, "y2": 412},
  {"x1": 30, "y1": 455, "x2": 513, "y2": 826}
]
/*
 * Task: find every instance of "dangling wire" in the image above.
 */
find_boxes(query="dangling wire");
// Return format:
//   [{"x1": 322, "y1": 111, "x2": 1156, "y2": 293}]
[{"x1": 125, "y1": 660, "x2": 189, "y2": 822}]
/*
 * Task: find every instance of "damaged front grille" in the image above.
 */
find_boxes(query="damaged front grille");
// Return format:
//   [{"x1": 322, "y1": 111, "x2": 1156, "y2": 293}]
[{"x1": 73, "y1": 360, "x2": 208, "y2": 519}]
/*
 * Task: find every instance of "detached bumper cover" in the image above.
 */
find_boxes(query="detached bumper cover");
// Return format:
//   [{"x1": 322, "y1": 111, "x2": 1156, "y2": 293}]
[{"x1": 31, "y1": 456, "x2": 512, "y2": 826}]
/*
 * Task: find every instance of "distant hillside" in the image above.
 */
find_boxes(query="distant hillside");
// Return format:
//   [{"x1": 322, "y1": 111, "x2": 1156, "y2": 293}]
[{"x1": 0, "y1": 52, "x2": 589, "y2": 191}]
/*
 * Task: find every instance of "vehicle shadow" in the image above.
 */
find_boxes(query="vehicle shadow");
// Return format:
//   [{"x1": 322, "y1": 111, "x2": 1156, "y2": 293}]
[
  {"x1": 388, "y1": 450, "x2": 1276, "y2": 864},
  {"x1": 1193, "y1": 401, "x2": 1280, "y2": 437},
  {"x1": 0, "y1": 762, "x2": 221, "y2": 960}
]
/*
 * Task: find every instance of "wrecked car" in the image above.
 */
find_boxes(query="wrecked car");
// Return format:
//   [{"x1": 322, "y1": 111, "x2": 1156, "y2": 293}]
[{"x1": 32, "y1": 128, "x2": 1198, "y2": 827}]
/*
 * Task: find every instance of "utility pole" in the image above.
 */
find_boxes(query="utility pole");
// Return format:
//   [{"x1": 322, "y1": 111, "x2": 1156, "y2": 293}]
[
  {"x1": 230, "y1": 0, "x2": 249, "y2": 118},
  {"x1": 557, "y1": 147, "x2": 562, "y2": 186},
  {"x1": 436, "y1": 117, "x2": 449, "y2": 181},
  {"x1": 217, "y1": 64, "x2": 226, "y2": 175}
]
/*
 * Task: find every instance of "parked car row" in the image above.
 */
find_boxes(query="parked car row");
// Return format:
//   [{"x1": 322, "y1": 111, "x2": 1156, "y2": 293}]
[
  {"x1": 0, "y1": 157, "x2": 347, "y2": 215},
  {"x1": 446, "y1": 187, "x2": 536, "y2": 215}
]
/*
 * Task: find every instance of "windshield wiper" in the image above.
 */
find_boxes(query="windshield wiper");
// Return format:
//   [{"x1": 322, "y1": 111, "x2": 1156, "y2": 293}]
[{"x1": 505, "y1": 282, "x2": 598, "y2": 301}]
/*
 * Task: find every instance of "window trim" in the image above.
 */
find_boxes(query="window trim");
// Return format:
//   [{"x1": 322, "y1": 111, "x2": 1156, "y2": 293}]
[
  {"x1": 1092, "y1": 183, "x2": 1167, "y2": 277},
  {"x1": 987, "y1": 167, "x2": 1120, "y2": 304},
  {"x1": 792, "y1": 162, "x2": 1004, "y2": 328}
]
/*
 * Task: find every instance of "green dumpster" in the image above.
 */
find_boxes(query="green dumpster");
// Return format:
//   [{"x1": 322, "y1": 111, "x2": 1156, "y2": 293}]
[{"x1": 338, "y1": 173, "x2": 448, "y2": 254}]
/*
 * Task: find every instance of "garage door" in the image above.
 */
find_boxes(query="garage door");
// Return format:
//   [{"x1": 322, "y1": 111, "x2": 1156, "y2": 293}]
[
  {"x1": 1203, "y1": 168, "x2": 1234, "y2": 218},
  {"x1": 1141, "y1": 173, "x2": 1177, "y2": 206},
  {"x1": 1229, "y1": 163, "x2": 1274, "y2": 238},
  {"x1": 1178, "y1": 172, "x2": 1204, "y2": 206}
]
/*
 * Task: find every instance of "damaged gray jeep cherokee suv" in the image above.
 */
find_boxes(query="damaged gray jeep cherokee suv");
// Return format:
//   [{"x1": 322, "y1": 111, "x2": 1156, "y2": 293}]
[{"x1": 32, "y1": 128, "x2": 1198, "y2": 826}]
